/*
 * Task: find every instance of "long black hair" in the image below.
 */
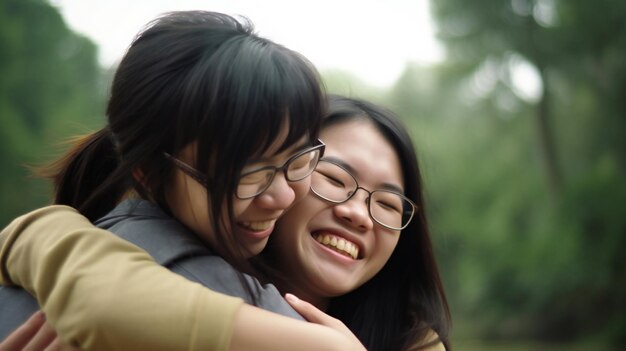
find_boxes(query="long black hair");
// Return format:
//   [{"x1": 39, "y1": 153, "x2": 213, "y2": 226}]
[
  {"x1": 43, "y1": 11, "x2": 325, "y2": 266},
  {"x1": 322, "y1": 95, "x2": 451, "y2": 350}
]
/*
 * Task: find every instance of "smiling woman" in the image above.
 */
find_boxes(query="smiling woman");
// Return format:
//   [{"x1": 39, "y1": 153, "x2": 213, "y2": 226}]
[
  {"x1": 0, "y1": 96, "x2": 450, "y2": 351},
  {"x1": 267, "y1": 118, "x2": 407, "y2": 303},
  {"x1": 261, "y1": 95, "x2": 452, "y2": 350},
  {"x1": 0, "y1": 10, "x2": 371, "y2": 351}
]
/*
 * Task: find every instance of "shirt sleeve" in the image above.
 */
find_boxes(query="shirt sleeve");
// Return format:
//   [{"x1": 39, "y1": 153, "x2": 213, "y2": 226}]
[{"x1": 0, "y1": 205, "x2": 244, "y2": 351}]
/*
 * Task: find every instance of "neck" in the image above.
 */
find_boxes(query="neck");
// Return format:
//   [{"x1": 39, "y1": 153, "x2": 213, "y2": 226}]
[{"x1": 277, "y1": 280, "x2": 330, "y2": 311}]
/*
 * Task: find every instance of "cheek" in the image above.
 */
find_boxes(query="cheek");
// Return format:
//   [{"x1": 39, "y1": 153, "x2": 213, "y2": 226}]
[
  {"x1": 273, "y1": 196, "x2": 320, "y2": 247},
  {"x1": 381, "y1": 234, "x2": 400, "y2": 260},
  {"x1": 369, "y1": 233, "x2": 401, "y2": 274},
  {"x1": 290, "y1": 177, "x2": 311, "y2": 203},
  {"x1": 168, "y1": 177, "x2": 213, "y2": 239},
  {"x1": 279, "y1": 192, "x2": 325, "y2": 229},
  {"x1": 232, "y1": 197, "x2": 253, "y2": 218}
]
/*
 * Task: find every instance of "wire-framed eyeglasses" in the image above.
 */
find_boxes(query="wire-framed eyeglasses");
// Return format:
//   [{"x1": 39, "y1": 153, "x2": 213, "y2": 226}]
[
  {"x1": 164, "y1": 139, "x2": 325, "y2": 199},
  {"x1": 310, "y1": 159, "x2": 417, "y2": 231}
]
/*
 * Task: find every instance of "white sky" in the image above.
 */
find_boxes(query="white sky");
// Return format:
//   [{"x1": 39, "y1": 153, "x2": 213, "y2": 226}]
[{"x1": 50, "y1": 0, "x2": 444, "y2": 88}]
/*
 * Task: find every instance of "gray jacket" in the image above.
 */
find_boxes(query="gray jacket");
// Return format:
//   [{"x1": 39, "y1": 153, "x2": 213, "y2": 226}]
[{"x1": 0, "y1": 199, "x2": 301, "y2": 339}]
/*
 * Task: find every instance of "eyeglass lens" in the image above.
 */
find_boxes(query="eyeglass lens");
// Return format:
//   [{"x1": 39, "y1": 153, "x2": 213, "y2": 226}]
[
  {"x1": 236, "y1": 147, "x2": 322, "y2": 198},
  {"x1": 310, "y1": 160, "x2": 414, "y2": 230}
]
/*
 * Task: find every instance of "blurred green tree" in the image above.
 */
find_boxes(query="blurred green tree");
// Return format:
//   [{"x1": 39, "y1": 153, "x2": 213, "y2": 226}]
[
  {"x1": 0, "y1": 0, "x2": 104, "y2": 227},
  {"x1": 420, "y1": 0, "x2": 626, "y2": 347}
]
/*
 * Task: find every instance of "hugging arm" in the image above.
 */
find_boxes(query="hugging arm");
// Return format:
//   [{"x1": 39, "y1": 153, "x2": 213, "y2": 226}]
[
  {"x1": 0, "y1": 206, "x2": 365, "y2": 351},
  {"x1": 0, "y1": 206, "x2": 242, "y2": 351}
]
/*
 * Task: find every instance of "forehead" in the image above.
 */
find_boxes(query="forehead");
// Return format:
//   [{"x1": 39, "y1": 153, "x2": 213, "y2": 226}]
[{"x1": 320, "y1": 120, "x2": 404, "y2": 189}]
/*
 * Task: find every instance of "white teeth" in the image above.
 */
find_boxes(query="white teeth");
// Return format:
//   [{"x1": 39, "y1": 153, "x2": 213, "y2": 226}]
[
  {"x1": 313, "y1": 234, "x2": 359, "y2": 259},
  {"x1": 336, "y1": 240, "x2": 345, "y2": 251},
  {"x1": 241, "y1": 220, "x2": 273, "y2": 231}
]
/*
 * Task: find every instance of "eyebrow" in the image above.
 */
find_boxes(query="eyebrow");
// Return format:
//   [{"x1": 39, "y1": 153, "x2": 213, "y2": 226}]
[{"x1": 322, "y1": 156, "x2": 405, "y2": 194}]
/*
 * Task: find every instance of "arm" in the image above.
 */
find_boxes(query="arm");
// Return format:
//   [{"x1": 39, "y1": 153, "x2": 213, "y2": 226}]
[
  {"x1": 0, "y1": 206, "x2": 242, "y2": 351},
  {"x1": 2, "y1": 307, "x2": 365, "y2": 351},
  {"x1": 285, "y1": 291, "x2": 443, "y2": 350},
  {"x1": 230, "y1": 303, "x2": 365, "y2": 351},
  {"x1": 0, "y1": 206, "x2": 365, "y2": 351}
]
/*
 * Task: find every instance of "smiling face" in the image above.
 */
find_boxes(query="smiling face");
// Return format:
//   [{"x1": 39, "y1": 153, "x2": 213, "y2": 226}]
[
  {"x1": 270, "y1": 119, "x2": 403, "y2": 307},
  {"x1": 166, "y1": 125, "x2": 312, "y2": 257}
]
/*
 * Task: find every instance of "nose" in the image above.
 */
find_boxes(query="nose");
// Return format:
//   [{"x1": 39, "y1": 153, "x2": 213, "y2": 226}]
[
  {"x1": 255, "y1": 172, "x2": 296, "y2": 210},
  {"x1": 332, "y1": 190, "x2": 374, "y2": 231}
]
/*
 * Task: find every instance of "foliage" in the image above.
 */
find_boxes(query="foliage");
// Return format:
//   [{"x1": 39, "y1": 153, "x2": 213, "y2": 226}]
[
  {"x1": 0, "y1": 0, "x2": 104, "y2": 227},
  {"x1": 420, "y1": 0, "x2": 626, "y2": 347}
]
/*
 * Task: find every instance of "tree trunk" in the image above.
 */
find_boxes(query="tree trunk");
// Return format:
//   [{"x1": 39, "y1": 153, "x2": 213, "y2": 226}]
[{"x1": 535, "y1": 66, "x2": 562, "y2": 198}]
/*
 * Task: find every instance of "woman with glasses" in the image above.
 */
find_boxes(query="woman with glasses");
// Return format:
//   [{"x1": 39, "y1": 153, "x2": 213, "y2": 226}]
[
  {"x1": 0, "y1": 11, "x2": 367, "y2": 351},
  {"x1": 0, "y1": 95, "x2": 451, "y2": 350},
  {"x1": 262, "y1": 95, "x2": 451, "y2": 350}
]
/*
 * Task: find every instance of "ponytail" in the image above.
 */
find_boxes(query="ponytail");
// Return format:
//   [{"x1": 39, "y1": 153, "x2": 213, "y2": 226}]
[{"x1": 39, "y1": 128, "x2": 128, "y2": 221}]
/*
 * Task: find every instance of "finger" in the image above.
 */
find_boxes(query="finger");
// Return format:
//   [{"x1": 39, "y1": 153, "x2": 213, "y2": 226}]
[
  {"x1": 284, "y1": 293, "x2": 332, "y2": 325},
  {"x1": 23, "y1": 321, "x2": 58, "y2": 351},
  {"x1": 0, "y1": 311, "x2": 46, "y2": 351},
  {"x1": 285, "y1": 293, "x2": 364, "y2": 347}
]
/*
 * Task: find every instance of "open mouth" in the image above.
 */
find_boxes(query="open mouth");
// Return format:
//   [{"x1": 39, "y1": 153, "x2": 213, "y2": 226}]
[{"x1": 312, "y1": 232, "x2": 360, "y2": 260}]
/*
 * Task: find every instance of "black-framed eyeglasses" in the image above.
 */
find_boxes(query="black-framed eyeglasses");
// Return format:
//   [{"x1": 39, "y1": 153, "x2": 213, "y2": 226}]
[
  {"x1": 310, "y1": 159, "x2": 417, "y2": 231},
  {"x1": 164, "y1": 139, "x2": 325, "y2": 199}
]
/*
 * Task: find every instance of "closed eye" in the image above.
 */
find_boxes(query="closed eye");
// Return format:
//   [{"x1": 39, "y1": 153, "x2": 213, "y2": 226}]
[
  {"x1": 375, "y1": 200, "x2": 403, "y2": 213},
  {"x1": 318, "y1": 171, "x2": 346, "y2": 187}
]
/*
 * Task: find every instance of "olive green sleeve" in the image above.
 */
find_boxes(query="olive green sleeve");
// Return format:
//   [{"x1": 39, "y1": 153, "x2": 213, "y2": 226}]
[{"x1": 0, "y1": 205, "x2": 244, "y2": 351}]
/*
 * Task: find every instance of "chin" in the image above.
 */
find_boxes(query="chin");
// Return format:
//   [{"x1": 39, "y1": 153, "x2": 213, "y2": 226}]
[
  {"x1": 314, "y1": 278, "x2": 357, "y2": 297},
  {"x1": 248, "y1": 240, "x2": 270, "y2": 256}
]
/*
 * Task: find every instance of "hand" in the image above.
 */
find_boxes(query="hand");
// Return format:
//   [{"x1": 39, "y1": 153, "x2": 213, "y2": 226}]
[
  {"x1": 0, "y1": 311, "x2": 81, "y2": 351},
  {"x1": 285, "y1": 293, "x2": 366, "y2": 349}
]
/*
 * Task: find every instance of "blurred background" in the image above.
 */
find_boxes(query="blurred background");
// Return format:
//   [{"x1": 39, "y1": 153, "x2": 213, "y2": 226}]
[{"x1": 1, "y1": 0, "x2": 624, "y2": 349}]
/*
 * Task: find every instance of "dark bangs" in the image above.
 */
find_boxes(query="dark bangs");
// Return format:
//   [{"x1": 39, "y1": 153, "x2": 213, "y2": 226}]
[
  {"x1": 175, "y1": 32, "x2": 324, "y2": 261},
  {"x1": 207, "y1": 35, "x2": 324, "y2": 166}
]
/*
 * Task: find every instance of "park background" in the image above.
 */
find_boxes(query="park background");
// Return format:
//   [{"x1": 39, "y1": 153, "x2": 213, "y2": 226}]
[{"x1": 1, "y1": 0, "x2": 624, "y2": 349}]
